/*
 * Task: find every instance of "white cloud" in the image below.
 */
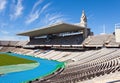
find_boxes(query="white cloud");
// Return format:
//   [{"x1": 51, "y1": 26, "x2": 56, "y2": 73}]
[
  {"x1": 15, "y1": 0, "x2": 23, "y2": 16},
  {"x1": 10, "y1": 0, "x2": 24, "y2": 19},
  {"x1": 25, "y1": 0, "x2": 68, "y2": 26},
  {"x1": 25, "y1": 1, "x2": 51, "y2": 24},
  {"x1": 0, "y1": 0, "x2": 7, "y2": 12},
  {"x1": 48, "y1": 14, "x2": 63, "y2": 21},
  {"x1": 40, "y1": 3, "x2": 51, "y2": 14},
  {"x1": 41, "y1": 13, "x2": 67, "y2": 25},
  {"x1": 31, "y1": 0, "x2": 43, "y2": 13},
  {"x1": 25, "y1": 10, "x2": 40, "y2": 24}
]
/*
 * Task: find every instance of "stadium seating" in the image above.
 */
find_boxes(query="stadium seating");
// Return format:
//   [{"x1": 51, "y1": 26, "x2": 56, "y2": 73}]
[
  {"x1": 27, "y1": 34, "x2": 83, "y2": 45},
  {"x1": 36, "y1": 48, "x2": 120, "y2": 83},
  {"x1": 0, "y1": 34, "x2": 120, "y2": 83},
  {"x1": 83, "y1": 34, "x2": 120, "y2": 47}
]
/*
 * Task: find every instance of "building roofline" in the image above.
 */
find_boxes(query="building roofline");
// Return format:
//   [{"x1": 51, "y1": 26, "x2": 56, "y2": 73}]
[{"x1": 17, "y1": 22, "x2": 89, "y2": 37}]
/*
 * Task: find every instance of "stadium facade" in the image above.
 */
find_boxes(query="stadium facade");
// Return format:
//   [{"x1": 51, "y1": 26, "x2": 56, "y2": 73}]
[{"x1": 0, "y1": 10, "x2": 120, "y2": 83}]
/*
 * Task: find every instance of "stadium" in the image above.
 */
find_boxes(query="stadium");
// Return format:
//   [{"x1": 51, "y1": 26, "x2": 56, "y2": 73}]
[{"x1": 0, "y1": 10, "x2": 120, "y2": 83}]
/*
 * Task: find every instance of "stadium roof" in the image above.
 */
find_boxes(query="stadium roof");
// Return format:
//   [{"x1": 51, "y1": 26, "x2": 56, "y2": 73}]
[{"x1": 17, "y1": 22, "x2": 88, "y2": 37}]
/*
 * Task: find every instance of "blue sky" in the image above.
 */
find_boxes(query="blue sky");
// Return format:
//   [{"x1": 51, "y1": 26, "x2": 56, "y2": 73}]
[{"x1": 0, "y1": 0, "x2": 120, "y2": 40}]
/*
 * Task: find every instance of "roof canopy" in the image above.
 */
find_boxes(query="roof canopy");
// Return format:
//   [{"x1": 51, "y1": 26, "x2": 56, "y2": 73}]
[{"x1": 17, "y1": 22, "x2": 88, "y2": 37}]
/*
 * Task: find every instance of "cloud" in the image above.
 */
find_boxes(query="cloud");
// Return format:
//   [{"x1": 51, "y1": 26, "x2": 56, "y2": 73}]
[
  {"x1": 25, "y1": 10, "x2": 40, "y2": 24},
  {"x1": 40, "y1": 2, "x2": 51, "y2": 14},
  {"x1": 14, "y1": 0, "x2": 24, "y2": 17},
  {"x1": 10, "y1": 0, "x2": 24, "y2": 19},
  {"x1": 0, "y1": 0, "x2": 7, "y2": 12},
  {"x1": 41, "y1": 13, "x2": 67, "y2": 25},
  {"x1": 31, "y1": 0, "x2": 43, "y2": 13},
  {"x1": 25, "y1": 0, "x2": 68, "y2": 25},
  {"x1": 25, "y1": 0, "x2": 51, "y2": 24}
]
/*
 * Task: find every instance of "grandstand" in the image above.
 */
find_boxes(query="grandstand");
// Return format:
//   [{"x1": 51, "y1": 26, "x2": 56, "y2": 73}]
[{"x1": 0, "y1": 10, "x2": 120, "y2": 83}]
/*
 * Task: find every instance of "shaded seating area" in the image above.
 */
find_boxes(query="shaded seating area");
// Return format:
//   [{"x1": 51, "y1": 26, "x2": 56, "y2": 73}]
[{"x1": 27, "y1": 34, "x2": 83, "y2": 45}]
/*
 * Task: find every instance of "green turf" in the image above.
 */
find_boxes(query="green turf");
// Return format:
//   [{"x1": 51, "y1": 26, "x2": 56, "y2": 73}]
[{"x1": 0, "y1": 54, "x2": 36, "y2": 66}]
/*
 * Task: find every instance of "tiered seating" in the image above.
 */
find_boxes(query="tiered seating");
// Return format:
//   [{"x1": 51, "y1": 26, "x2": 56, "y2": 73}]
[
  {"x1": 0, "y1": 41, "x2": 29, "y2": 47},
  {"x1": 105, "y1": 35, "x2": 120, "y2": 47},
  {"x1": 27, "y1": 34, "x2": 83, "y2": 45},
  {"x1": 0, "y1": 41, "x2": 10, "y2": 46},
  {"x1": 0, "y1": 47, "x2": 3, "y2": 50},
  {"x1": 8, "y1": 41, "x2": 19, "y2": 46},
  {"x1": 41, "y1": 51, "x2": 61, "y2": 59},
  {"x1": 59, "y1": 52, "x2": 82, "y2": 62},
  {"x1": 51, "y1": 51, "x2": 71, "y2": 60},
  {"x1": 83, "y1": 34, "x2": 120, "y2": 47},
  {"x1": 83, "y1": 34, "x2": 110, "y2": 46},
  {"x1": 38, "y1": 48, "x2": 120, "y2": 83},
  {"x1": 16, "y1": 41, "x2": 29, "y2": 47},
  {"x1": 0, "y1": 47, "x2": 15, "y2": 52}
]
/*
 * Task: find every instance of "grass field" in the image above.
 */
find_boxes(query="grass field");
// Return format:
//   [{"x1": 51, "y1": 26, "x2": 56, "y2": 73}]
[{"x1": 0, "y1": 53, "x2": 36, "y2": 66}]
